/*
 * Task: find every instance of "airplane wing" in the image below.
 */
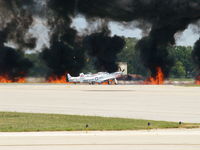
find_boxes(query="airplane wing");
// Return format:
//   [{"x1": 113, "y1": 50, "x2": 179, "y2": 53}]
[{"x1": 97, "y1": 76, "x2": 116, "y2": 83}]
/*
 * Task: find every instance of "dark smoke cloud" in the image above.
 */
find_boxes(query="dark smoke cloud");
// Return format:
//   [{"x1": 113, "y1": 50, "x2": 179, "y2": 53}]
[
  {"x1": 0, "y1": 0, "x2": 37, "y2": 50},
  {"x1": 136, "y1": 20, "x2": 191, "y2": 78},
  {"x1": 44, "y1": 0, "x2": 126, "y2": 76},
  {"x1": 192, "y1": 38, "x2": 200, "y2": 74},
  {"x1": 1, "y1": 0, "x2": 200, "y2": 79},
  {"x1": 84, "y1": 30, "x2": 125, "y2": 73},
  {"x1": 40, "y1": 0, "x2": 86, "y2": 77},
  {"x1": 0, "y1": 0, "x2": 37, "y2": 79},
  {"x1": 78, "y1": 0, "x2": 200, "y2": 78},
  {"x1": 0, "y1": 46, "x2": 33, "y2": 80},
  {"x1": 47, "y1": 0, "x2": 76, "y2": 31},
  {"x1": 136, "y1": 36, "x2": 174, "y2": 78},
  {"x1": 40, "y1": 29, "x2": 85, "y2": 77},
  {"x1": 78, "y1": 0, "x2": 200, "y2": 23}
]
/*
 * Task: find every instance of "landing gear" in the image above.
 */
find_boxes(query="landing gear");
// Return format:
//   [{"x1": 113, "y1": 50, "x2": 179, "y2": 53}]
[
  {"x1": 107, "y1": 80, "x2": 118, "y2": 85},
  {"x1": 90, "y1": 82, "x2": 95, "y2": 85},
  {"x1": 108, "y1": 80, "x2": 112, "y2": 85}
]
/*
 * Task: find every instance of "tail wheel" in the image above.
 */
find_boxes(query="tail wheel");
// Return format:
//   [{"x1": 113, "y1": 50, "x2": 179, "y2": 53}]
[{"x1": 114, "y1": 79, "x2": 118, "y2": 85}]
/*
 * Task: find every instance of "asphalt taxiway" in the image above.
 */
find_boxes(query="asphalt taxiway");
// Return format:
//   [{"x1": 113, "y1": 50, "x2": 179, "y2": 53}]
[
  {"x1": 0, "y1": 129, "x2": 200, "y2": 150},
  {"x1": 0, "y1": 84, "x2": 199, "y2": 123}
]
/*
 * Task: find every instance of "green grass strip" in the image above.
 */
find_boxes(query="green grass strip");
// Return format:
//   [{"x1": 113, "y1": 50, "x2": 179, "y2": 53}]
[{"x1": 0, "y1": 112, "x2": 199, "y2": 132}]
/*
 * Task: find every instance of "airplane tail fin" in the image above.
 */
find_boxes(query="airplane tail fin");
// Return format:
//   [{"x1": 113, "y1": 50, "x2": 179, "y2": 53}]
[{"x1": 66, "y1": 73, "x2": 72, "y2": 82}]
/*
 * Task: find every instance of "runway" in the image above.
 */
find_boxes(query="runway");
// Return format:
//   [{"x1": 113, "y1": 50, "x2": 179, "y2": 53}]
[
  {"x1": 0, "y1": 84, "x2": 200, "y2": 123},
  {"x1": 0, "y1": 129, "x2": 200, "y2": 150}
]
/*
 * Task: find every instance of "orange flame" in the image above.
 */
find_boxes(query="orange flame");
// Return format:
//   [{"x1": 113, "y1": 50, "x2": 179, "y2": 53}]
[
  {"x1": 0, "y1": 75, "x2": 12, "y2": 83},
  {"x1": 101, "y1": 82, "x2": 109, "y2": 85},
  {"x1": 94, "y1": 79, "x2": 116, "y2": 85},
  {"x1": 0, "y1": 75, "x2": 25, "y2": 83},
  {"x1": 47, "y1": 75, "x2": 67, "y2": 83},
  {"x1": 195, "y1": 76, "x2": 200, "y2": 85},
  {"x1": 144, "y1": 67, "x2": 164, "y2": 85},
  {"x1": 16, "y1": 77, "x2": 26, "y2": 83},
  {"x1": 101, "y1": 80, "x2": 113, "y2": 85}
]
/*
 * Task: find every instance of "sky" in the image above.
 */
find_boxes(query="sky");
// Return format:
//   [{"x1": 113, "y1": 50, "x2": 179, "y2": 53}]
[
  {"x1": 30, "y1": 18, "x2": 50, "y2": 51},
  {"x1": 31, "y1": 15, "x2": 200, "y2": 52},
  {"x1": 72, "y1": 16, "x2": 200, "y2": 47}
]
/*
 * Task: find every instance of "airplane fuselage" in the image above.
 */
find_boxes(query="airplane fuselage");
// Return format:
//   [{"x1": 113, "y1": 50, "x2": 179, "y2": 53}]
[{"x1": 67, "y1": 72, "x2": 123, "y2": 84}]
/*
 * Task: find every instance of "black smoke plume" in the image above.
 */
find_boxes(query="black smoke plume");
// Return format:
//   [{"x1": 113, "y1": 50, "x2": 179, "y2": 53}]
[
  {"x1": 41, "y1": 0, "x2": 85, "y2": 77},
  {"x1": 192, "y1": 38, "x2": 200, "y2": 76},
  {"x1": 2, "y1": 0, "x2": 200, "y2": 79},
  {"x1": 43, "y1": 0, "x2": 126, "y2": 75},
  {"x1": 84, "y1": 30, "x2": 125, "y2": 73},
  {"x1": 0, "y1": 0, "x2": 37, "y2": 49},
  {"x1": 0, "y1": 0, "x2": 37, "y2": 80},
  {"x1": 136, "y1": 20, "x2": 191, "y2": 78},
  {"x1": 78, "y1": 0, "x2": 200, "y2": 78},
  {"x1": 0, "y1": 46, "x2": 33, "y2": 80},
  {"x1": 40, "y1": 29, "x2": 85, "y2": 77}
]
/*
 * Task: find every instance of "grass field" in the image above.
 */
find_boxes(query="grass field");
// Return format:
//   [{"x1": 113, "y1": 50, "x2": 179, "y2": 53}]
[{"x1": 0, "y1": 112, "x2": 199, "y2": 132}]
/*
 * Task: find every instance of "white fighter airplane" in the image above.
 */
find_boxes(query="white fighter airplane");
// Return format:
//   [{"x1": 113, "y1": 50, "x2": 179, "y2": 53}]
[{"x1": 66, "y1": 71, "x2": 124, "y2": 85}]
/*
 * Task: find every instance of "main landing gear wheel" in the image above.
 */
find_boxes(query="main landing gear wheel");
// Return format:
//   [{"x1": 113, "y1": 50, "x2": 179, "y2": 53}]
[
  {"x1": 91, "y1": 82, "x2": 95, "y2": 85},
  {"x1": 108, "y1": 80, "x2": 112, "y2": 85}
]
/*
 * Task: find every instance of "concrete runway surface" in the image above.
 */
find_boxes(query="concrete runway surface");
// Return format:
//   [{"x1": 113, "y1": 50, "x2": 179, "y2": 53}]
[
  {"x1": 0, "y1": 129, "x2": 200, "y2": 150},
  {"x1": 0, "y1": 84, "x2": 200, "y2": 123}
]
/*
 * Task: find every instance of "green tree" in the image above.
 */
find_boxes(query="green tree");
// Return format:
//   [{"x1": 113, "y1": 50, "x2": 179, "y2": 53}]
[
  {"x1": 171, "y1": 61, "x2": 186, "y2": 78},
  {"x1": 169, "y1": 46, "x2": 194, "y2": 78}
]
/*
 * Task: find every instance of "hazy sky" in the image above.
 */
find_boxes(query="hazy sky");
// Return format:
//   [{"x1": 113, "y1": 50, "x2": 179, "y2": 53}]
[
  {"x1": 72, "y1": 16, "x2": 200, "y2": 47},
  {"x1": 31, "y1": 16, "x2": 200, "y2": 51}
]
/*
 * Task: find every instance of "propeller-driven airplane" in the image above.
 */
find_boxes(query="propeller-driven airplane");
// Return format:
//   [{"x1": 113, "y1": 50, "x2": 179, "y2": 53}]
[{"x1": 66, "y1": 71, "x2": 124, "y2": 85}]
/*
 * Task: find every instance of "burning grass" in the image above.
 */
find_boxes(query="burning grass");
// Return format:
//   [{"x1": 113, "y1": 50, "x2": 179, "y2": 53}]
[
  {"x1": 0, "y1": 75, "x2": 25, "y2": 83},
  {"x1": 0, "y1": 112, "x2": 199, "y2": 132},
  {"x1": 195, "y1": 76, "x2": 200, "y2": 85},
  {"x1": 47, "y1": 75, "x2": 67, "y2": 83}
]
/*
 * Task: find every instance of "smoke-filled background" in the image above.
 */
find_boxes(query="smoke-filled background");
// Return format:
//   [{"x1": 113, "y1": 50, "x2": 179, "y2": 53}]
[
  {"x1": 1, "y1": 0, "x2": 200, "y2": 79},
  {"x1": 193, "y1": 38, "x2": 200, "y2": 78},
  {"x1": 77, "y1": 0, "x2": 200, "y2": 78},
  {"x1": 84, "y1": 29, "x2": 125, "y2": 73},
  {"x1": 0, "y1": 0, "x2": 37, "y2": 80}
]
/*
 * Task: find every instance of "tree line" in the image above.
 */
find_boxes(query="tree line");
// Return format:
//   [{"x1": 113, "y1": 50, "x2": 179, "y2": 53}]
[{"x1": 26, "y1": 38, "x2": 197, "y2": 78}]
